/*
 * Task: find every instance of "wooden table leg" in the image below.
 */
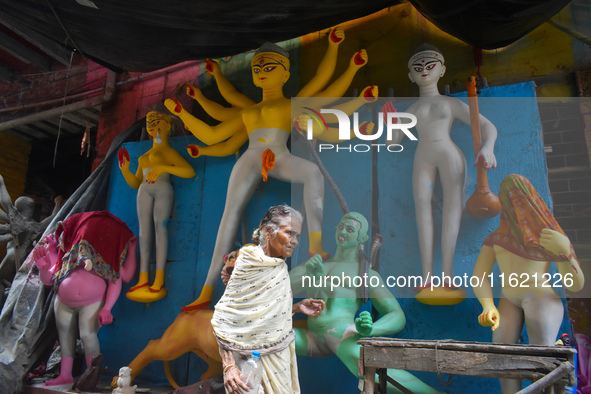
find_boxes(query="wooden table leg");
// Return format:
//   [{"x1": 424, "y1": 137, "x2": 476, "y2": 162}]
[
  {"x1": 378, "y1": 368, "x2": 387, "y2": 393},
  {"x1": 364, "y1": 367, "x2": 376, "y2": 393}
]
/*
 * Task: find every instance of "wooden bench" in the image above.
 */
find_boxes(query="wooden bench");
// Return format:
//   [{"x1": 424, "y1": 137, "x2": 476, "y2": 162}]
[{"x1": 358, "y1": 338, "x2": 576, "y2": 394}]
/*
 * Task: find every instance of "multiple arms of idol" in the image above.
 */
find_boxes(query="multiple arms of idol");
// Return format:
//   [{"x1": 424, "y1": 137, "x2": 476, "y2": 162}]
[{"x1": 166, "y1": 27, "x2": 375, "y2": 152}]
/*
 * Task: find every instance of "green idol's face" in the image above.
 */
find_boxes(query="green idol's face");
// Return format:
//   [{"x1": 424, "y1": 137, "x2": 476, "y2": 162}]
[{"x1": 335, "y1": 217, "x2": 363, "y2": 249}]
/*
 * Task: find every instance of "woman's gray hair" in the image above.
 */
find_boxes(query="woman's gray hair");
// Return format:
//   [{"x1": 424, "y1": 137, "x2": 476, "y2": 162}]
[{"x1": 252, "y1": 204, "x2": 302, "y2": 247}]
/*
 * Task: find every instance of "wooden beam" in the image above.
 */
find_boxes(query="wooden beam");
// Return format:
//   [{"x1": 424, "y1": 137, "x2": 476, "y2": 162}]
[
  {"x1": 0, "y1": 30, "x2": 52, "y2": 71},
  {"x1": 4, "y1": 128, "x2": 33, "y2": 142},
  {"x1": 363, "y1": 346, "x2": 567, "y2": 382},
  {"x1": 32, "y1": 120, "x2": 65, "y2": 135},
  {"x1": 43, "y1": 118, "x2": 80, "y2": 134},
  {"x1": 76, "y1": 108, "x2": 101, "y2": 123},
  {"x1": 13, "y1": 125, "x2": 52, "y2": 139},
  {"x1": 18, "y1": 124, "x2": 55, "y2": 138},
  {"x1": 0, "y1": 95, "x2": 106, "y2": 132},
  {"x1": 359, "y1": 338, "x2": 578, "y2": 393},
  {"x1": 35, "y1": 117, "x2": 79, "y2": 136},
  {"x1": 0, "y1": 12, "x2": 71, "y2": 66},
  {"x1": 517, "y1": 362, "x2": 574, "y2": 394},
  {"x1": 359, "y1": 338, "x2": 576, "y2": 358},
  {"x1": 61, "y1": 111, "x2": 95, "y2": 128}
]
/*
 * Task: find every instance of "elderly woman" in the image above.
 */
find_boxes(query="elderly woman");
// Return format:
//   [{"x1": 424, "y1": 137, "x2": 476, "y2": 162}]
[{"x1": 211, "y1": 205, "x2": 325, "y2": 394}]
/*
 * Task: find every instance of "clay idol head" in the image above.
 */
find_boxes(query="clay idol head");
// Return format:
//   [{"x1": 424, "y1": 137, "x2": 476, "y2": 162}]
[
  {"x1": 251, "y1": 42, "x2": 291, "y2": 88},
  {"x1": 407, "y1": 44, "x2": 446, "y2": 85}
]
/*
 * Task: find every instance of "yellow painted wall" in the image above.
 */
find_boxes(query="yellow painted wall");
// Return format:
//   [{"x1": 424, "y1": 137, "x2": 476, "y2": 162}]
[
  {"x1": 299, "y1": 2, "x2": 578, "y2": 98},
  {"x1": 0, "y1": 132, "x2": 31, "y2": 259},
  {"x1": 0, "y1": 132, "x2": 31, "y2": 203}
]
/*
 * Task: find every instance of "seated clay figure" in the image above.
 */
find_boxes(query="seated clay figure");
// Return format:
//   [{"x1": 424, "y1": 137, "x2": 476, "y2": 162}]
[
  {"x1": 290, "y1": 212, "x2": 444, "y2": 393},
  {"x1": 112, "y1": 366, "x2": 137, "y2": 394},
  {"x1": 33, "y1": 211, "x2": 137, "y2": 387}
]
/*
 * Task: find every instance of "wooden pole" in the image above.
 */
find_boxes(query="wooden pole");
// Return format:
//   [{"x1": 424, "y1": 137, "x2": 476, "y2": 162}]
[{"x1": 465, "y1": 76, "x2": 501, "y2": 219}]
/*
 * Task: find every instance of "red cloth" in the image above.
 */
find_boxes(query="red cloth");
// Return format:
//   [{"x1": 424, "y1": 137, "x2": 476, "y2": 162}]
[
  {"x1": 482, "y1": 174, "x2": 576, "y2": 263},
  {"x1": 54, "y1": 211, "x2": 135, "y2": 284}
]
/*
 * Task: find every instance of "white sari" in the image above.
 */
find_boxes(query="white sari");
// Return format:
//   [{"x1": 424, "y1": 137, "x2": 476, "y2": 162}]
[{"x1": 212, "y1": 244, "x2": 300, "y2": 393}]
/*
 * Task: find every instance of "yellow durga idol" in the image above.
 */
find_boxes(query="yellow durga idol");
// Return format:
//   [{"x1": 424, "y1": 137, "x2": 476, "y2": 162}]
[
  {"x1": 118, "y1": 111, "x2": 196, "y2": 303},
  {"x1": 164, "y1": 27, "x2": 378, "y2": 312}
]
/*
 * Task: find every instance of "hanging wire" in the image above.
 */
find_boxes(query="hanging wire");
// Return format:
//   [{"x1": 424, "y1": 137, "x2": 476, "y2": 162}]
[
  {"x1": 53, "y1": 50, "x2": 75, "y2": 168},
  {"x1": 45, "y1": 0, "x2": 110, "y2": 167},
  {"x1": 45, "y1": 0, "x2": 107, "y2": 86}
]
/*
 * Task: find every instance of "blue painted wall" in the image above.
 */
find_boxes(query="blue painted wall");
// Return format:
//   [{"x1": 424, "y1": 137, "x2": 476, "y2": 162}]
[{"x1": 101, "y1": 81, "x2": 568, "y2": 393}]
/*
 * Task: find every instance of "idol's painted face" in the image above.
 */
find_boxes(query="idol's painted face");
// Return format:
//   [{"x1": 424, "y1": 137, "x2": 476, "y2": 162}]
[
  {"x1": 266, "y1": 216, "x2": 302, "y2": 258},
  {"x1": 335, "y1": 217, "x2": 363, "y2": 249},
  {"x1": 146, "y1": 112, "x2": 171, "y2": 140},
  {"x1": 408, "y1": 57, "x2": 445, "y2": 86},
  {"x1": 252, "y1": 54, "x2": 290, "y2": 88}
]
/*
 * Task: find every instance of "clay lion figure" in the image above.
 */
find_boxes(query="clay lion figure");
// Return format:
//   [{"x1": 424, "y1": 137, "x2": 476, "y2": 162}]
[{"x1": 111, "y1": 309, "x2": 221, "y2": 389}]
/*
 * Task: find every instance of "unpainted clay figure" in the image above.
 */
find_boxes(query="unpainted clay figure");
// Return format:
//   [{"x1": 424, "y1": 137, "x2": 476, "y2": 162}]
[
  {"x1": 118, "y1": 111, "x2": 196, "y2": 303},
  {"x1": 112, "y1": 366, "x2": 137, "y2": 394},
  {"x1": 390, "y1": 44, "x2": 498, "y2": 304},
  {"x1": 473, "y1": 174, "x2": 584, "y2": 394},
  {"x1": 33, "y1": 211, "x2": 137, "y2": 387},
  {"x1": 0, "y1": 173, "x2": 63, "y2": 283}
]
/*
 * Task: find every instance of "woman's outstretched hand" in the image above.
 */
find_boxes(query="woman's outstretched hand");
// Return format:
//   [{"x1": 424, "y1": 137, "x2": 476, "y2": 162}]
[{"x1": 294, "y1": 298, "x2": 325, "y2": 317}]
